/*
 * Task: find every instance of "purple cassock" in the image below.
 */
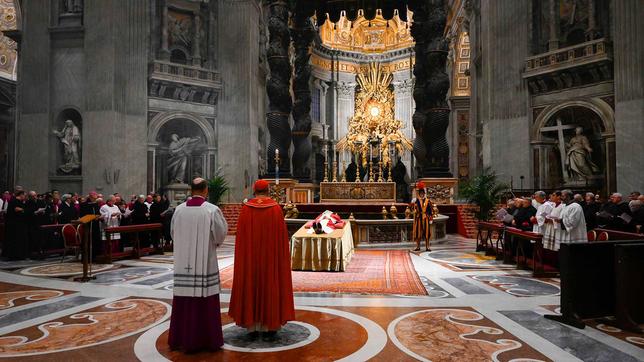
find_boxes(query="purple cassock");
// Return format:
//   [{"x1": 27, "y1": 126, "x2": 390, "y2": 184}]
[
  {"x1": 168, "y1": 294, "x2": 223, "y2": 352},
  {"x1": 168, "y1": 196, "x2": 225, "y2": 353}
]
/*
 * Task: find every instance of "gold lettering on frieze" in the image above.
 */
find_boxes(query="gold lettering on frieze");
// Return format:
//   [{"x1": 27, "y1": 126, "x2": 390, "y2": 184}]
[{"x1": 311, "y1": 54, "x2": 415, "y2": 75}]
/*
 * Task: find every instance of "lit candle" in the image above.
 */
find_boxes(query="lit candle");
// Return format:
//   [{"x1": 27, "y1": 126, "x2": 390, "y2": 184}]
[{"x1": 275, "y1": 148, "x2": 279, "y2": 185}]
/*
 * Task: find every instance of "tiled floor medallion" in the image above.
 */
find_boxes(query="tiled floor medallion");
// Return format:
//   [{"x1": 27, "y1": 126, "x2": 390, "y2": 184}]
[
  {"x1": 222, "y1": 321, "x2": 319, "y2": 352},
  {"x1": 136, "y1": 306, "x2": 387, "y2": 361},
  {"x1": 19, "y1": 263, "x2": 114, "y2": 277},
  {"x1": 140, "y1": 254, "x2": 175, "y2": 264},
  {"x1": 0, "y1": 298, "x2": 170, "y2": 357},
  {"x1": 88, "y1": 266, "x2": 172, "y2": 284},
  {"x1": 586, "y1": 318, "x2": 644, "y2": 349},
  {"x1": 471, "y1": 275, "x2": 560, "y2": 297},
  {"x1": 388, "y1": 308, "x2": 550, "y2": 362},
  {"x1": 0, "y1": 257, "x2": 76, "y2": 270},
  {"x1": 0, "y1": 290, "x2": 65, "y2": 311}
]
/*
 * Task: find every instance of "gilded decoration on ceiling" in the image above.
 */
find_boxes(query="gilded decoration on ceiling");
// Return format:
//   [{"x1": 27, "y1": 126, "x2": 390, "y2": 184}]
[
  {"x1": 319, "y1": 9, "x2": 414, "y2": 54},
  {"x1": 0, "y1": 0, "x2": 17, "y2": 80},
  {"x1": 336, "y1": 63, "x2": 412, "y2": 166}
]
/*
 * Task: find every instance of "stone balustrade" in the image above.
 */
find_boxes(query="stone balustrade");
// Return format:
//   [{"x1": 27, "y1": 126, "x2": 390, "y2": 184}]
[
  {"x1": 524, "y1": 38, "x2": 612, "y2": 77},
  {"x1": 149, "y1": 60, "x2": 222, "y2": 89}
]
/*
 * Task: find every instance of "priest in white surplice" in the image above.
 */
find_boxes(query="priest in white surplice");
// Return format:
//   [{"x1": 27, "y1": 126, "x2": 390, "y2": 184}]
[
  {"x1": 559, "y1": 190, "x2": 588, "y2": 244},
  {"x1": 532, "y1": 191, "x2": 554, "y2": 235},
  {"x1": 168, "y1": 177, "x2": 228, "y2": 353}
]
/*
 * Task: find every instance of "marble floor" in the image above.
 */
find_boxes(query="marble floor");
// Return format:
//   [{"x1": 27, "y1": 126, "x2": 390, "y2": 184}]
[{"x1": 0, "y1": 236, "x2": 642, "y2": 361}]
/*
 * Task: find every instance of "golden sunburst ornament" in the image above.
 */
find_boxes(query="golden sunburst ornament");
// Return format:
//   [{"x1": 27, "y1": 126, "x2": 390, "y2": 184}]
[{"x1": 336, "y1": 62, "x2": 412, "y2": 166}]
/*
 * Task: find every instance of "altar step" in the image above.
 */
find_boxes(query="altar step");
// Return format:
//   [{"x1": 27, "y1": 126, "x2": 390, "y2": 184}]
[{"x1": 220, "y1": 203, "x2": 243, "y2": 235}]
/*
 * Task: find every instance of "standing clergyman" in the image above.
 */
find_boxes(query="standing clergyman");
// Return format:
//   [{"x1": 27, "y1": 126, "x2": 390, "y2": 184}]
[
  {"x1": 168, "y1": 178, "x2": 228, "y2": 353},
  {"x1": 559, "y1": 189, "x2": 588, "y2": 244},
  {"x1": 229, "y1": 179, "x2": 295, "y2": 341}
]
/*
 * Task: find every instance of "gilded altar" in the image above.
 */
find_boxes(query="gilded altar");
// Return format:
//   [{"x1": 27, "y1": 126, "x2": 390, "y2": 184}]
[{"x1": 319, "y1": 182, "x2": 396, "y2": 204}]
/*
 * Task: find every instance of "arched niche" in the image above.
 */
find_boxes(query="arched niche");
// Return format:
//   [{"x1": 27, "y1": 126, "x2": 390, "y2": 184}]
[
  {"x1": 52, "y1": 108, "x2": 83, "y2": 176},
  {"x1": 531, "y1": 99, "x2": 615, "y2": 193},
  {"x1": 147, "y1": 112, "x2": 216, "y2": 193}
]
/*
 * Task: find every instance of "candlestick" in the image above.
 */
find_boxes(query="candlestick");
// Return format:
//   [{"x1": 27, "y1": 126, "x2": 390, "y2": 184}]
[
  {"x1": 341, "y1": 160, "x2": 346, "y2": 182},
  {"x1": 355, "y1": 152, "x2": 361, "y2": 182},
  {"x1": 274, "y1": 148, "x2": 280, "y2": 185},
  {"x1": 377, "y1": 161, "x2": 383, "y2": 182},
  {"x1": 387, "y1": 161, "x2": 393, "y2": 182},
  {"x1": 368, "y1": 159, "x2": 374, "y2": 182},
  {"x1": 323, "y1": 160, "x2": 329, "y2": 182},
  {"x1": 332, "y1": 160, "x2": 338, "y2": 182}
]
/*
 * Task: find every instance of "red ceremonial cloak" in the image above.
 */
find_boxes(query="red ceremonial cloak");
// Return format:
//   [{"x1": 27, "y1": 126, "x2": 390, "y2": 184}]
[{"x1": 228, "y1": 196, "x2": 295, "y2": 331}]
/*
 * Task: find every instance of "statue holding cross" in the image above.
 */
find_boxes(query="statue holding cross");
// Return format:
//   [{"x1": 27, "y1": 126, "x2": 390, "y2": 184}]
[
  {"x1": 566, "y1": 126, "x2": 599, "y2": 180},
  {"x1": 540, "y1": 118, "x2": 599, "y2": 184}
]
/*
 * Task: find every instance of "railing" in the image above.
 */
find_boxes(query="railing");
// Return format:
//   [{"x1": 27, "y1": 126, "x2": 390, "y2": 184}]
[
  {"x1": 523, "y1": 38, "x2": 611, "y2": 77},
  {"x1": 103, "y1": 223, "x2": 163, "y2": 263},
  {"x1": 149, "y1": 60, "x2": 222, "y2": 88}
]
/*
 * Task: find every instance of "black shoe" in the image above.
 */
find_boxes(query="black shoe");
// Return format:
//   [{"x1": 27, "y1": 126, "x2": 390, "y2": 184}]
[
  {"x1": 247, "y1": 331, "x2": 260, "y2": 340},
  {"x1": 425, "y1": 248, "x2": 431, "y2": 252},
  {"x1": 262, "y1": 331, "x2": 278, "y2": 342},
  {"x1": 413, "y1": 247, "x2": 420, "y2": 252}
]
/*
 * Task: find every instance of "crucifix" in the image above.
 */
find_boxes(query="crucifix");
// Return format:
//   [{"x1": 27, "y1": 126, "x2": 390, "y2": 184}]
[{"x1": 540, "y1": 117, "x2": 577, "y2": 183}]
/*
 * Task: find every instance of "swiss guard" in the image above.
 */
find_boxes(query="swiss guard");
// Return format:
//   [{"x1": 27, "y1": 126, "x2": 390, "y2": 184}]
[{"x1": 412, "y1": 181, "x2": 433, "y2": 252}]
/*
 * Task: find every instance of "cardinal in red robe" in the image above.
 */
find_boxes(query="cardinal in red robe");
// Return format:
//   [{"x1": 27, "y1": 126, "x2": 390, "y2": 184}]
[{"x1": 229, "y1": 179, "x2": 295, "y2": 341}]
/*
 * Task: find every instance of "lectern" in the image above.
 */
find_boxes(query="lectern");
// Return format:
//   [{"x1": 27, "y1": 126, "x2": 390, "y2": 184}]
[{"x1": 72, "y1": 214, "x2": 100, "y2": 282}]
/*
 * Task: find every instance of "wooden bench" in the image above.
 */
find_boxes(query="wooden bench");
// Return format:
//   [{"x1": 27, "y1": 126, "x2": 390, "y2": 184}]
[
  {"x1": 545, "y1": 240, "x2": 644, "y2": 332},
  {"x1": 505, "y1": 227, "x2": 557, "y2": 277},
  {"x1": 593, "y1": 228, "x2": 644, "y2": 241},
  {"x1": 103, "y1": 223, "x2": 163, "y2": 263},
  {"x1": 475, "y1": 221, "x2": 504, "y2": 258}
]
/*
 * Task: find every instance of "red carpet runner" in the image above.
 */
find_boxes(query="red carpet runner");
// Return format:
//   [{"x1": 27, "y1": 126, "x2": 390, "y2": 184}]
[{"x1": 220, "y1": 250, "x2": 427, "y2": 296}]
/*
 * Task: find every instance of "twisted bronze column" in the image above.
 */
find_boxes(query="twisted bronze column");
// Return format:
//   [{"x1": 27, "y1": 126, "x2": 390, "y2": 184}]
[
  {"x1": 290, "y1": 11, "x2": 315, "y2": 181},
  {"x1": 409, "y1": 0, "x2": 452, "y2": 177},
  {"x1": 266, "y1": 0, "x2": 292, "y2": 177}
]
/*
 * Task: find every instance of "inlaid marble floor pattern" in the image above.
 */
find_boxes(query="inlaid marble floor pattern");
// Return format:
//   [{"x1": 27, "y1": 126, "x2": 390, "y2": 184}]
[{"x1": 0, "y1": 235, "x2": 642, "y2": 361}]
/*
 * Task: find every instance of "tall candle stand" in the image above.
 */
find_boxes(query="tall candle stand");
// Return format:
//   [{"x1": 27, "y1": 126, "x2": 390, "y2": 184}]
[
  {"x1": 387, "y1": 161, "x2": 393, "y2": 182},
  {"x1": 323, "y1": 159, "x2": 329, "y2": 182},
  {"x1": 355, "y1": 152, "x2": 361, "y2": 182},
  {"x1": 341, "y1": 160, "x2": 346, "y2": 182},
  {"x1": 368, "y1": 159, "x2": 374, "y2": 182},
  {"x1": 332, "y1": 160, "x2": 338, "y2": 182},
  {"x1": 377, "y1": 160, "x2": 384, "y2": 182}
]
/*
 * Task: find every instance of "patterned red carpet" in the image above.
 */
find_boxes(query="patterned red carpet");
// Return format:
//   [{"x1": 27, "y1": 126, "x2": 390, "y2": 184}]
[{"x1": 220, "y1": 250, "x2": 427, "y2": 296}]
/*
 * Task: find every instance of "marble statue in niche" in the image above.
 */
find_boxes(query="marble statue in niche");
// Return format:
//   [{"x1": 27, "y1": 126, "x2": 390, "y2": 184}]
[
  {"x1": 167, "y1": 134, "x2": 201, "y2": 183},
  {"x1": 566, "y1": 126, "x2": 599, "y2": 180},
  {"x1": 53, "y1": 120, "x2": 81, "y2": 174}
]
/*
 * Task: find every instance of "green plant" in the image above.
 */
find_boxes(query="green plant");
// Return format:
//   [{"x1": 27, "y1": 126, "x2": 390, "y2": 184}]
[
  {"x1": 459, "y1": 167, "x2": 509, "y2": 220},
  {"x1": 208, "y1": 169, "x2": 230, "y2": 206}
]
